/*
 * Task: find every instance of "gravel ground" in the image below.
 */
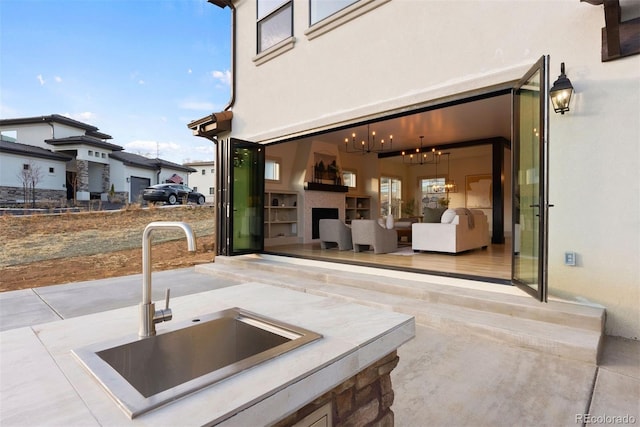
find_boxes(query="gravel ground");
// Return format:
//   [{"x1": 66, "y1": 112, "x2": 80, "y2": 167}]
[{"x1": 0, "y1": 206, "x2": 215, "y2": 268}]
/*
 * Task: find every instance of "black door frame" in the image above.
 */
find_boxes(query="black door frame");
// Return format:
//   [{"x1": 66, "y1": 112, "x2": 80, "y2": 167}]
[{"x1": 216, "y1": 137, "x2": 265, "y2": 256}]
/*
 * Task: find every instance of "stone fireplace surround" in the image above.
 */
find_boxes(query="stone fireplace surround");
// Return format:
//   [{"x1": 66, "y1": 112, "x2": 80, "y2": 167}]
[{"x1": 302, "y1": 190, "x2": 346, "y2": 244}]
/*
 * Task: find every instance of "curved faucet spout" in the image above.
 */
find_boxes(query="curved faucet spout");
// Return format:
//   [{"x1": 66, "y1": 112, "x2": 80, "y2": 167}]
[{"x1": 140, "y1": 221, "x2": 197, "y2": 338}]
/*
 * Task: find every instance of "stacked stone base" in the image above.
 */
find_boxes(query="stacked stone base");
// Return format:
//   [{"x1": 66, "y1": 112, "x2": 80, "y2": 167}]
[
  {"x1": 0, "y1": 186, "x2": 67, "y2": 204},
  {"x1": 273, "y1": 351, "x2": 399, "y2": 427}
]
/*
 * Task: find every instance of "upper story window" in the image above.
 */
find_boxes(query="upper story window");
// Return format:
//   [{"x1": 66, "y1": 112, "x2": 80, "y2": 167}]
[
  {"x1": 265, "y1": 157, "x2": 281, "y2": 182},
  {"x1": 342, "y1": 169, "x2": 357, "y2": 188},
  {"x1": 257, "y1": 0, "x2": 293, "y2": 53},
  {"x1": 310, "y1": 0, "x2": 357, "y2": 25},
  {"x1": 202, "y1": 169, "x2": 206, "y2": 175}
]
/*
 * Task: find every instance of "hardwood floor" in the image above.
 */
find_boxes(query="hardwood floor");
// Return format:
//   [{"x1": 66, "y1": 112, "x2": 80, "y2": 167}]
[{"x1": 264, "y1": 238, "x2": 512, "y2": 283}]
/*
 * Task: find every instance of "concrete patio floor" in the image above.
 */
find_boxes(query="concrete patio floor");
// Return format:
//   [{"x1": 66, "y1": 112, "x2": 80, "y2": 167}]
[{"x1": 1, "y1": 267, "x2": 638, "y2": 426}]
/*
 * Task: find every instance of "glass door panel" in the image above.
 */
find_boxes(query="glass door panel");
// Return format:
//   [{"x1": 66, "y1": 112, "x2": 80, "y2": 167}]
[
  {"x1": 512, "y1": 55, "x2": 549, "y2": 302},
  {"x1": 216, "y1": 137, "x2": 265, "y2": 255},
  {"x1": 380, "y1": 176, "x2": 402, "y2": 218}
]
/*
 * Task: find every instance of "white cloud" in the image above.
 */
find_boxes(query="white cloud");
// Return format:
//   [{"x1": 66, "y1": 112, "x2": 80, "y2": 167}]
[
  {"x1": 211, "y1": 69, "x2": 231, "y2": 86},
  {"x1": 138, "y1": 80, "x2": 145, "y2": 85},
  {"x1": 62, "y1": 112, "x2": 97, "y2": 124},
  {"x1": 54, "y1": 76, "x2": 62, "y2": 83},
  {"x1": 188, "y1": 68, "x2": 192, "y2": 74},
  {"x1": 122, "y1": 139, "x2": 213, "y2": 163},
  {"x1": 179, "y1": 100, "x2": 216, "y2": 111},
  {"x1": 0, "y1": 103, "x2": 19, "y2": 118},
  {"x1": 37, "y1": 74, "x2": 45, "y2": 85},
  {"x1": 124, "y1": 140, "x2": 182, "y2": 158},
  {"x1": 61, "y1": 111, "x2": 97, "y2": 124}
]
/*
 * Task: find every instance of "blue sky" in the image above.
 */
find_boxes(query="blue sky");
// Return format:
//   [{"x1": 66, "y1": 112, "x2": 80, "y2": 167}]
[{"x1": 0, "y1": 0, "x2": 231, "y2": 163}]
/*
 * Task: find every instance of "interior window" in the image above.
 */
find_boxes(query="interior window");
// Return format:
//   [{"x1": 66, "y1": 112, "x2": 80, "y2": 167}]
[
  {"x1": 310, "y1": 0, "x2": 358, "y2": 25},
  {"x1": 257, "y1": 0, "x2": 292, "y2": 53},
  {"x1": 380, "y1": 176, "x2": 402, "y2": 218},
  {"x1": 420, "y1": 177, "x2": 447, "y2": 209},
  {"x1": 265, "y1": 158, "x2": 281, "y2": 182},
  {"x1": 342, "y1": 169, "x2": 357, "y2": 188}
]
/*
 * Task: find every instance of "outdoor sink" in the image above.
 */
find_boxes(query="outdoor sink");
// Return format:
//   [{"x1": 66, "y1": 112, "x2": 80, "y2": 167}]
[{"x1": 72, "y1": 308, "x2": 322, "y2": 418}]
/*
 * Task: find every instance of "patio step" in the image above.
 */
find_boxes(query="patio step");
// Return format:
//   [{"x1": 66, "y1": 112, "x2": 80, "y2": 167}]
[{"x1": 195, "y1": 255, "x2": 605, "y2": 363}]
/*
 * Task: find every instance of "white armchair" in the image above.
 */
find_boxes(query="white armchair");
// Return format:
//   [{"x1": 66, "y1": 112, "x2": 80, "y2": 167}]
[
  {"x1": 351, "y1": 219, "x2": 398, "y2": 254},
  {"x1": 319, "y1": 219, "x2": 353, "y2": 250}
]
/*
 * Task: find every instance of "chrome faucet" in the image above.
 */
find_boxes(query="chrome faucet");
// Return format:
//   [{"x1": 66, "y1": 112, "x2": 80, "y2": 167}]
[{"x1": 139, "y1": 221, "x2": 196, "y2": 338}]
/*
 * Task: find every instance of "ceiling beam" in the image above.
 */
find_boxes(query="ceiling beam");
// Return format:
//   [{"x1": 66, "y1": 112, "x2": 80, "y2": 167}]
[{"x1": 376, "y1": 136, "x2": 510, "y2": 159}]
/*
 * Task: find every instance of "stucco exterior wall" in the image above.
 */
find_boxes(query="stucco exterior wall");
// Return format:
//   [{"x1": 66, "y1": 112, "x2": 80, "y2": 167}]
[
  {"x1": 10, "y1": 124, "x2": 53, "y2": 149},
  {"x1": 0, "y1": 152, "x2": 67, "y2": 191},
  {"x1": 186, "y1": 162, "x2": 216, "y2": 203},
  {"x1": 226, "y1": 0, "x2": 639, "y2": 339}
]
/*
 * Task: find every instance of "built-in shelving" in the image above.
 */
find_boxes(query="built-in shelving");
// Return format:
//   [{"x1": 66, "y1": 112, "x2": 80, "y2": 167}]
[
  {"x1": 264, "y1": 191, "x2": 299, "y2": 246},
  {"x1": 345, "y1": 195, "x2": 371, "y2": 223}
]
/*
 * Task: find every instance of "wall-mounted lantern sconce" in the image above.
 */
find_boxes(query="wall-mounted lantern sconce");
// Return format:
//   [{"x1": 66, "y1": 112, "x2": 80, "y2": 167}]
[{"x1": 549, "y1": 62, "x2": 574, "y2": 114}]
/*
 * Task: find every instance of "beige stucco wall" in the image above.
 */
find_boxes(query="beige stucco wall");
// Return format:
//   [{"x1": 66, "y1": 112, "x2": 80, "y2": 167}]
[{"x1": 227, "y1": 0, "x2": 639, "y2": 339}]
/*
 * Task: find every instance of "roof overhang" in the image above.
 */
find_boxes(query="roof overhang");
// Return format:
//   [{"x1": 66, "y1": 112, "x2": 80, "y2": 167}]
[
  {"x1": 208, "y1": 0, "x2": 232, "y2": 8},
  {"x1": 187, "y1": 111, "x2": 233, "y2": 139},
  {"x1": 0, "y1": 140, "x2": 73, "y2": 162},
  {"x1": 45, "y1": 135, "x2": 123, "y2": 151}
]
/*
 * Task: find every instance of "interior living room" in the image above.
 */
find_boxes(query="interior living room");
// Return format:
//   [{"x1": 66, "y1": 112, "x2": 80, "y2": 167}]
[{"x1": 262, "y1": 91, "x2": 513, "y2": 283}]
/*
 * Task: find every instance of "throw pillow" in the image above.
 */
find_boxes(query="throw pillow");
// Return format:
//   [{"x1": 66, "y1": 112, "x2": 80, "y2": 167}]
[
  {"x1": 441, "y1": 208, "x2": 457, "y2": 224},
  {"x1": 386, "y1": 214, "x2": 394, "y2": 230},
  {"x1": 423, "y1": 207, "x2": 446, "y2": 223}
]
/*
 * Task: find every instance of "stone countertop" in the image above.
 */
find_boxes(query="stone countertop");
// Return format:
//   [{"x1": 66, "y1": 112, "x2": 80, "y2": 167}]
[{"x1": 0, "y1": 282, "x2": 415, "y2": 426}]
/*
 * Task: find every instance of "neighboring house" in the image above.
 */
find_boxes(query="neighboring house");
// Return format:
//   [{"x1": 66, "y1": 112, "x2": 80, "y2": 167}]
[
  {"x1": 189, "y1": 1, "x2": 639, "y2": 340},
  {"x1": 0, "y1": 114, "x2": 123, "y2": 202},
  {"x1": 110, "y1": 152, "x2": 196, "y2": 203},
  {"x1": 184, "y1": 161, "x2": 215, "y2": 203},
  {"x1": 0, "y1": 138, "x2": 72, "y2": 203},
  {"x1": 0, "y1": 114, "x2": 196, "y2": 203}
]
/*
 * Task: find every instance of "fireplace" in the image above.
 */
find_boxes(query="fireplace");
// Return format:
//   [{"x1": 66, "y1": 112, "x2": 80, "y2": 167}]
[{"x1": 312, "y1": 208, "x2": 339, "y2": 239}]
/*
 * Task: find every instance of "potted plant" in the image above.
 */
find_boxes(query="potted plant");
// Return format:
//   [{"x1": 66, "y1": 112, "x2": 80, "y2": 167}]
[
  {"x1": 438, "y1": 197, "x2": 450, "y2": 208},
  {"x1": 402, "y1": 198, "x2": 416, "y2": 217}
]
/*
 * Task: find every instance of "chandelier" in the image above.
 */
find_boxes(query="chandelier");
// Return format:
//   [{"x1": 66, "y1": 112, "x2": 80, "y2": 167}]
[
  {"x1": 402, "y1": 136, "x2": 442, "y2": 165},
  {"x1": 344, "y1": 124, "x2": 393, "y2": 154},
  {"x1": 431, "y1": 152, "x2": 457, "y2": 195}
]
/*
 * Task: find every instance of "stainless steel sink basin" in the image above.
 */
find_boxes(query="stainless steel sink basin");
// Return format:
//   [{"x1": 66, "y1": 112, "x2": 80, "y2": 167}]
[{"x1": 72, "y1": 308, "x2": 322, "y2": 418}]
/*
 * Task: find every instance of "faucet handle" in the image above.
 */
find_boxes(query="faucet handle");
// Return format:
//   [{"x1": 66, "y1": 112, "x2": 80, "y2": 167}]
[
  {"x1": 164, "y1": 288, "x2": 171, "y2": 311},
  {"x1": 153, "y1": 288, "x2": 173, "y2": 324}
]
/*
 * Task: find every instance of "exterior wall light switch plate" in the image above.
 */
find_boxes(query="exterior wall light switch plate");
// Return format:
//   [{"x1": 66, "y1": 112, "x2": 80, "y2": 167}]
[{"x1": 564, "y1": 251, "x2": 576, "y2": 266}]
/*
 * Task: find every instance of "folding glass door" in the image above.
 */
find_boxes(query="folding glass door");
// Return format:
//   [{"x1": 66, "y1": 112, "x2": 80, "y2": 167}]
[
  {"x1": 512, "y1": 55, "x2": 550, "y2": 302},
  {"x1": 216, "y1": 137, "x2": 265, "y2": 255}
]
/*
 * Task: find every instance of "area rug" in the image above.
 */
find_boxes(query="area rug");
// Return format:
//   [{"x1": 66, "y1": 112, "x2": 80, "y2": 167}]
[{"x1": 388, "y1": 246, "x2": 415, "y2": 256}]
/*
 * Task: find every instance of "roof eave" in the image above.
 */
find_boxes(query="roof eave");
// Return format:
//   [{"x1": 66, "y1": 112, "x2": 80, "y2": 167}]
[{"x1": 187, "y1": 111, "x2": 233, "y2": 139}]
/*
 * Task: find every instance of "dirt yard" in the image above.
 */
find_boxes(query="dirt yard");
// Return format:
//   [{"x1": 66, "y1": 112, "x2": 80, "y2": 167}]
[{"x1": 0, "y1": 205, "x2": 216, "y2": 292}]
